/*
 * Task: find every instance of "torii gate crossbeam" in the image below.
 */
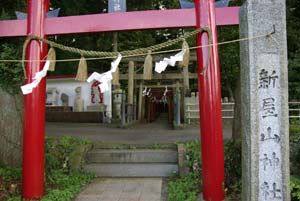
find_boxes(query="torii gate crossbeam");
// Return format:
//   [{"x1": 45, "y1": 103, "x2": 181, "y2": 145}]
[
  {"x1": 0, "y1": 7, "x2": 239, "y2": 37},
  {"x1": 0, "y1": 1, "x2": 239, "y2": 200}
]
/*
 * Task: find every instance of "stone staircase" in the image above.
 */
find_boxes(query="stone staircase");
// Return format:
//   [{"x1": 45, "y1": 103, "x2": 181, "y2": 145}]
[{"x1": 85, "y1": 144, "x2": 179, "y2": 177}]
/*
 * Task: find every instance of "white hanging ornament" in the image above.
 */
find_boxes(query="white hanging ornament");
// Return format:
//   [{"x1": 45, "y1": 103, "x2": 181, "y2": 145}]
[
  {"x1": 179, "y1": 39, "x2": 190, "y2": 68},
  {"x1": 143, "y1": 50, "x2": 153, "y2": 80}
]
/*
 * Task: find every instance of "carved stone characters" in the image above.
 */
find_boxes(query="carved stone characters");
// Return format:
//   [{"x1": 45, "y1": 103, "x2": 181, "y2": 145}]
[{"x1": 74, "y1": 86, "x2": 84, "y2": 112}]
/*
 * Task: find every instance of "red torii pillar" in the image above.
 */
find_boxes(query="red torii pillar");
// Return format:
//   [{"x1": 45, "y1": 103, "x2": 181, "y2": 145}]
[
  {"x1": 195, "y1": 0, "x2": 224, "y2": 200},
  {"x1": 0, "y1": 2, "x2": 239, "y2": 200},
  {"x1": 22, "y1": 0, "x2": 49, "y2": 199}
]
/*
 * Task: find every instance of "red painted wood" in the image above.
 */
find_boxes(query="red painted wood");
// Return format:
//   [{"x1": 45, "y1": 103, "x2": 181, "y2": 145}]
[
  {"x1": 0, "y1": 7, "x2": 239, "y2": 37},
  {"x1": 195, "y1": 0, "x2": 225, "y2": 200},
  {"x1": 0, "y1": 19, "x2": 26, "y2": 37},
  {"x1": 22, "y1": 0, "x2": 48, "y2": 199},
  {"x1": 47, "y1": 74, "x2": 77, "y2": 79}
]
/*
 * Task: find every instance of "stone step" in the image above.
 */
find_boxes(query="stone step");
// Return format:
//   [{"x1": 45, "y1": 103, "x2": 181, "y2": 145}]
[
  {"x1": 85, "y1": 163, "x2": 178, "y2": 177},
  {"x1": 92, "y1": 142, "x2": 177, "y2": 150},
  {"x1": 86, "y1": 149, "x2": 178, "y2": 163}
]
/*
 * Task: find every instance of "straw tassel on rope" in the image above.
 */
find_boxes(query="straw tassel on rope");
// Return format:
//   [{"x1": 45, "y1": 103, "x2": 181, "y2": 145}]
[
  {"x1": 75, "y1": 55, "x2": 88, "y2": 82},
  {"x1": 19, "y1": 28, "x2": 209, "y2": 80},
  {"x1": 143, "y1": 51, "x2": 153, "y2": 80},
  {"x1": 179, "y1": 39, "x2": 190, "y2": 68},
  {"x1": 47, "y1": 47, "x2": 56, "y2": 71}
]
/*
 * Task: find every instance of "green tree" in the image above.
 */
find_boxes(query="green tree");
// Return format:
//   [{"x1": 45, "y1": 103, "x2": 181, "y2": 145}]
[
  {"x1": 47, "y1": 0, "x2": 181, "y2": 75},
  {"x1": 0, "y1": 13, "x2": 24, "y2": 166},
  {"x1": 287, "y1": 0, "x2": 300, "y2": 100}
]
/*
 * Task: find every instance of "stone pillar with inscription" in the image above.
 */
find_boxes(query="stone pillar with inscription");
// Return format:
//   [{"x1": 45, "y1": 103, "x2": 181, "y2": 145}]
[{"x1": 240, "y1": 0, "x2": 289, "y2": 200}]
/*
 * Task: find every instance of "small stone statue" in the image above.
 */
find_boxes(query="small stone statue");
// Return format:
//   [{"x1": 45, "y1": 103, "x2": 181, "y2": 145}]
[
  {"x1": 74, "y1": 87, "x2": 84, "y2": 112},
  {"x1": 113, "y1": 89, "x2": 122, "y2": 119},
  {"x1": 61, "y1": 93, "x2": 69, "y2": 106},
  {"x1": 46, "y1": 88, "x2": 60, "y2": 105}
]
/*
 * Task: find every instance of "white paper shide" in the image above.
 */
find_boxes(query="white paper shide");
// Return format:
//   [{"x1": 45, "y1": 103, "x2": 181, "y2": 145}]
[
  {"x1": 155, "y1": 49, "x2": 185, "y2": 73},
  {"x1": 21, "y1": 60, "x2": 50, "y2": 95},
  {"x1": 87, "y1": 53, "x2": 122, "y2": 93}
]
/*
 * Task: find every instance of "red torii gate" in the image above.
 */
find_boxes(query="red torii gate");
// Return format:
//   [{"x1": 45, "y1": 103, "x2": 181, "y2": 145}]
[{"x1": 0, "y1": 1, "x2": 239, "y2": 200}]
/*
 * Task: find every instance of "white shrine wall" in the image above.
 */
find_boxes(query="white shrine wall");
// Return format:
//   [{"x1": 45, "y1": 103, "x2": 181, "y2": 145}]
[{"x1": 46, "y1": 77, "x2": 112, "y2": 117}]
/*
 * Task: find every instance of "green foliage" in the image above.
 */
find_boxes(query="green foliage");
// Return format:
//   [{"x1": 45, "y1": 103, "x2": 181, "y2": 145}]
[
  {"x1": 287, "y1": 0, "x2": 300, "y2": 99},
  {"x1": 225, "y1": 179, "x2": 241, "y2": 200},
  {"x1": 290, "y1": 118, "x2": 300, "y2": 126},
  {"x1": 0, "y1": 166, "x2": 21, "y2": 182},
  {"x1": 6, "y1": 170, "x2": 95, "y2": 201},
  {"x1": 224, "y1": 140, "x2": 242, "y2": 185},
  {"x1": 288, "y1": 51, "x2": 300, "y2": 99},
  {"x1": 223, "y1": 140, "x2": 242, "y2": 199},
  {"x1": 290, "y1": 124, "x2": 300, "y2": 138},
  {"x1": 223, "y1": 129, "x2": 300, "y2": 199},
  {"x1": 216, "y1": 0, "x2": 242, "y2": 98},
  {"x1": 0, "y1": 0, "x2": 26, "y2": 19},
  {"x1": 0, "y1": 166, "x2": 22, "y2": 200},
  {"x1": 0, "y1": 44, "x2": 23, "y2": 94},
  {"x1": 291, "y1": 176, "x2": 300, "y2": 201},
  {"x1": 290, "y1": 125, "x2": 300, "y2": 175},
  {"x1": 166, "y1": 141, "x2": 202, "y2": 201},
  {"x1": 218, "y1": 26, "x2": 240, "y2": 99},
  {"x1": 42, "y1": 170, "x2": 95, "y2": 201},
  {"x1": 44, "y1": 136, "x2": 95, "y2": 201},
  {"x1": 2, "y1": 136, "x2": 95, "y2": 201},
  {"x1": 0, "y1": 5, "x2": 25, "y2": 94},
  {"x1": 45, "y1": 136, "x2": 91, "y2": 172},
  {"x1": 167, "y1": 172, "x2": 201, "y2": 201},
  {"x1": 184, "y1": 140, "x2": 201, "y2": 171},
  {"x1": 170, "y1": 140, "x2": 242, "y2": 200}
]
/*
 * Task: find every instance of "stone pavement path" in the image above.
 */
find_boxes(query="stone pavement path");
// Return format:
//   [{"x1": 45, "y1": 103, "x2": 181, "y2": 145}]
[
  {"x1": 46, "y1": 122, "x2": 232, "y2": 144},
  {"x1": 75, "y1": 178, "x2": 162, "y2": 201}
]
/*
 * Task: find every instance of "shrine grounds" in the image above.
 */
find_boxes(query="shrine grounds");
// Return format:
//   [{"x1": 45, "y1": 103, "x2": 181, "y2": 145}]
[
  {"x1": 45, "y1": 122, "x2": 232, "y2": 144},
  {"x1": 1, "y1": 119, "x2": 300, "y2": 201}
]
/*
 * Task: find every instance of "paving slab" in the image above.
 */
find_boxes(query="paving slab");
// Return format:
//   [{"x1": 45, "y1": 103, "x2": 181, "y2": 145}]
[
  {"x1": 46, "y1": 120, "x2": 232, "y2": 144},
  {"x1": 85, "y1": 163, "x2": 178, "y2": 177},
  {"x1": 75, "y1": 178, "x2": 162, "y2": 201}
]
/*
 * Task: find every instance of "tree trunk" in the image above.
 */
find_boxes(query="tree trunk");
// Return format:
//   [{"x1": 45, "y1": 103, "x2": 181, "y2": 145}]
[
  {"x1": 0, "y1": 88, "x2": 23, "y2": 167},
  {"x1": 232, "y1": 76, "x2": 241, "y2": 140},
  {"x1": 221, "y1": 67, "x2": 234, "y2": 101}
]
